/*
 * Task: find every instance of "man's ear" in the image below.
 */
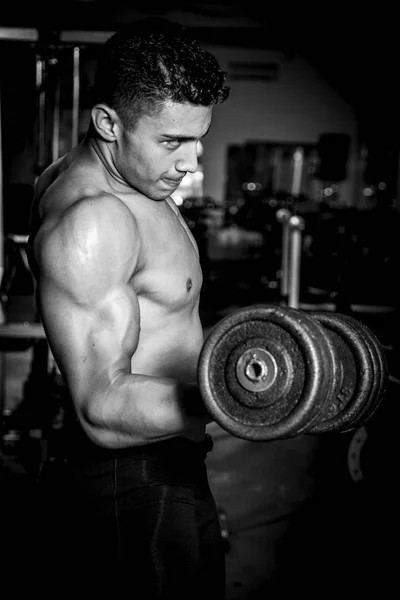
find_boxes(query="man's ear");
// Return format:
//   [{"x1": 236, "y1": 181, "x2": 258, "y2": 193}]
[{"x1": 91, "y1": 103, "x2": 121, "y2": 141}]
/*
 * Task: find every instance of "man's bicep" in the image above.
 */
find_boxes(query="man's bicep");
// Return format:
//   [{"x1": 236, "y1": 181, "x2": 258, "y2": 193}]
[
  {"x1": 38, "y1": 275, "x2": 141, "y2": 413},
  {"x1": 33, "y1": 196, "x2": 141, "y2": 420}
]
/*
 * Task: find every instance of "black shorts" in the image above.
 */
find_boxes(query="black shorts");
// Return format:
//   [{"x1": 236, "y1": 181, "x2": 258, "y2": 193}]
[{"x1": 34, "y1": 435, "x2": 226, "y2": 599}]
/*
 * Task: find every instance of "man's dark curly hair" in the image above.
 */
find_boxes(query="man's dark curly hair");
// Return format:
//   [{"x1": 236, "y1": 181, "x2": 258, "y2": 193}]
[{"x1": 92, "y1": 17, "x2": 230, "y2": 130}]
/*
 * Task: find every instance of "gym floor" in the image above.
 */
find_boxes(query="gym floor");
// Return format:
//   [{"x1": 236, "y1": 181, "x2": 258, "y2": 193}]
[{"x1": 1, "y1": 289, "x2": 399, "y2": 598}]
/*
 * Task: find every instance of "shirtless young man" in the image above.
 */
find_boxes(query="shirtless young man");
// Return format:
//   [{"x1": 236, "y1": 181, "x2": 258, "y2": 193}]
[{"x1": 28, "y1": 17, "x2": 229, "y2": 599}]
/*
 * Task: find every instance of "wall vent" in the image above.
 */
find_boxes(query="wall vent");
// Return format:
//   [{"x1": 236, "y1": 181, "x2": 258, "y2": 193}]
[{"x1": 228, "y1": 61, "x2": 279, "y2": 81}]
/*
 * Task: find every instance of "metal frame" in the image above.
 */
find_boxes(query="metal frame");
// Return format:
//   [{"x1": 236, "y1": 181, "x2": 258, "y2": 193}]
[
  {"x1": 0, "y1": 27, "x2": 110, "y2": 446},
  {"x1": 0, "y1": 28, "x2": 114, "y2": 44},
  {"x1": 1, "y1": 25, "x2": 111, "y2": 273}
]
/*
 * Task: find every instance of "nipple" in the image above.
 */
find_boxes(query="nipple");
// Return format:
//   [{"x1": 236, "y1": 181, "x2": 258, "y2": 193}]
[{"x1": 186, "y1": 278, "x2": 193, "y2": 292}]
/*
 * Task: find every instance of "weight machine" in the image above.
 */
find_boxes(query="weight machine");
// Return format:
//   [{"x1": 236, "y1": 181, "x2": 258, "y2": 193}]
[{"x1": 0, "y1": 27, "x2": 111, "y2": 464}]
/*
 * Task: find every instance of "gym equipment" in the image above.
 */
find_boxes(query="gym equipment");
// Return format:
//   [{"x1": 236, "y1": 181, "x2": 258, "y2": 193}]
[
  {"x1": 328, "y1": 313, "x2": 388, "y2": 430},
  {"x1": 198, "y1": 304, "x2": 337, "y2": 441},
  {"x1": 276, "y1": 208, "x2": 305, "y2": 310},
  {"x1": 276, "y1": 208, "x2": 291, "y2": 302},
  {"x1": 198, "y1": 304, "x2": 388, "y2": 441},
  {"x1": 305, "y1": 312, "x2": 376, "y2": 434},
  {"x1": 287, "y1": 215, "x2": 305, "y2": 309}
]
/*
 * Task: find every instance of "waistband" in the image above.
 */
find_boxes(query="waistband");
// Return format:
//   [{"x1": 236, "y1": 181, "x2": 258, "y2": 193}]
[{"x1": 64, "y1": 428, "x2": 214, "y2": 464}]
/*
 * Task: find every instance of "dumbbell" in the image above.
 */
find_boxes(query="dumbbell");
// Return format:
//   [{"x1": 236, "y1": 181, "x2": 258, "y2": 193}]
[
  {"x1": 306, "y1": 311, "x2": 387, "y2": 434},
  {"x1": 198, "y1": 304, "x2": 388, "y2": 441}
]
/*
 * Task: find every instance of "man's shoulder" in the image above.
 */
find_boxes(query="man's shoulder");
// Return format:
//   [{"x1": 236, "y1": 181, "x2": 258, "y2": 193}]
[
  {"x1": 34, "y1": 192, "x2": 140, "y2": 290},
  {"x1": 57, "y1": 193, "x2": 139, "y2": 260},
  {"x1": 68, "y1": 191, "x2": 135, "y2": 220},
  {"x1": 39, "y1": 191, "x2": 136, "y2": 254}
]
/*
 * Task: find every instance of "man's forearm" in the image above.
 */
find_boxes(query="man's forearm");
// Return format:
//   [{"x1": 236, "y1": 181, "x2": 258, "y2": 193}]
[{"x1": 79, "y1": 373, "x2": 212, "y2": 449}]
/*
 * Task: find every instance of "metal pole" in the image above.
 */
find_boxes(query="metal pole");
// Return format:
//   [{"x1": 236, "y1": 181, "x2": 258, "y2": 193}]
[
  {"x1": 0, "y1": 83, "x2": 4, "y2": 447},
  {"x1": 71, "y1": 46, "x2": 80, "y2": 148},
  {"x1": 291, "y1": 146, "x2": 304, "y2": 198},
  {"x1": 288, "y1": 215, "x2": 305, "y2": 309},
  {"x1": 0, "y1": 27, "x2": 38, "y2": 41},
  {"x1": 51, "y1": 59, "x2": 61, "y2": 162},
  {"x1": 0, "y1": 82, "x2": 4, "y2": 311},
  {"x1": 36, "y1": 53, "x2": 46, "y2": 174},
  {"x1": 276, "y1": 208, "x2": 291, "y2": 304}
]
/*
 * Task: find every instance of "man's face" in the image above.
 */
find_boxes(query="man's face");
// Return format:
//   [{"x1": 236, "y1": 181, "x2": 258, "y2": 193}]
[{"x1": 117, "y1": 101, "x2": 213, "y2": 200}]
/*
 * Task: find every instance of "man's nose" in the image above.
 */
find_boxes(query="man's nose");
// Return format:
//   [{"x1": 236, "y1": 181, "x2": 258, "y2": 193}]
[{"x1": 175, "y1": 144, "x2": 199, "y2": 174}]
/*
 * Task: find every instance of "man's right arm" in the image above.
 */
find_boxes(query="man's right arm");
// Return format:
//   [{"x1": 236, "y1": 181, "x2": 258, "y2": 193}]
[{"x1": 33, "y1": 194, "x2": 212, "y2": 449}]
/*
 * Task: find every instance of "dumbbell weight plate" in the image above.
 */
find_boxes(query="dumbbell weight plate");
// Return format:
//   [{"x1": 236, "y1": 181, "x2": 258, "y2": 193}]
[
  {"x1": 334, "y1": 314, "x2": 388, "y2": 430},
  {"x1": 198, "y1": 304, "x2": 336, "y2": 441},
  {"x1": 308, "y1": 312, "x2": 375, "y2": 434}
]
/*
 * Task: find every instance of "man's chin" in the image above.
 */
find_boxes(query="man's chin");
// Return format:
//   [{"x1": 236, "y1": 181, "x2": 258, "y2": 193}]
[{"x1": 151, "y1": 184, "x2": 178, "y2": 201}]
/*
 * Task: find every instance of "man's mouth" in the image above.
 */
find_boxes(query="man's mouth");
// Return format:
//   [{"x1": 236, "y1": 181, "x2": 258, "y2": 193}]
[{"x1": 163, "y1": 177, "x2": 184, "y2": 185}]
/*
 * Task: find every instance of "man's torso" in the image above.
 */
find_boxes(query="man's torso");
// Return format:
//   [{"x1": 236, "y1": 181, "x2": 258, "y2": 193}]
[{"x1": 29, "y1": 145, "x2": 205, "y2": 386}]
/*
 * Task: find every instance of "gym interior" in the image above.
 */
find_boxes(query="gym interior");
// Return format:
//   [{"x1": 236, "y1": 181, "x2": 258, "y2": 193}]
[{"x1": 1, "y1": 4, "x2": 399, "y2": 598}]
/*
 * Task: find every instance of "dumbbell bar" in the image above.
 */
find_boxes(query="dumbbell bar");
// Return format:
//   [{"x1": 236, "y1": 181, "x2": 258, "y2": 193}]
[{"x1": 198, "y1": 304, "x2": 388, "y2": 441}]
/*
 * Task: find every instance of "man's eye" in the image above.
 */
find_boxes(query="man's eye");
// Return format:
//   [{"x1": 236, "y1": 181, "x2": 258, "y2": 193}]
[{"x1": 164, "y1": 140, "x2": 180, "y2": 148}]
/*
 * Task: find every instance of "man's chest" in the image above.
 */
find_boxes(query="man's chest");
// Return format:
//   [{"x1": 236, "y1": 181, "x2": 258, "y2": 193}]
[{"x1": 133, "y1": 209, "x2": 203, "y2": 307}]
